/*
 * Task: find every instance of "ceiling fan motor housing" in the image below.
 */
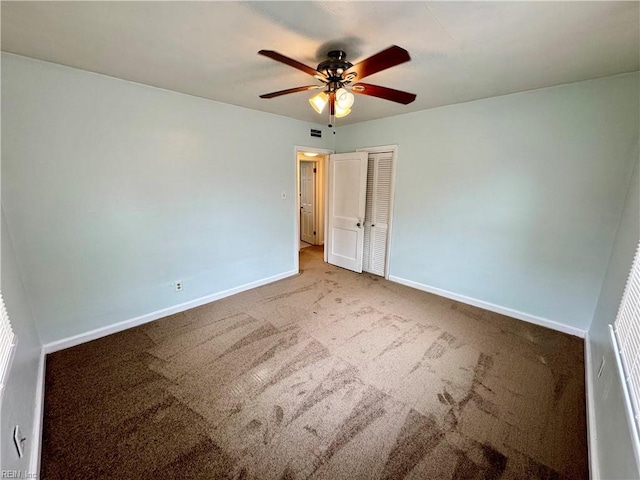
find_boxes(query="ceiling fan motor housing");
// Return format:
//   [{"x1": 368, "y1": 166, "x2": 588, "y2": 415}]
[{"x1": 317, "y1": 50, "x2": 354, "y2": 83}]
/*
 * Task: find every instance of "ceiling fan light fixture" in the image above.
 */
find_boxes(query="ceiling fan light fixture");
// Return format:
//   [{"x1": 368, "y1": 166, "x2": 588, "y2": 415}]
[
  {"x1": 309, "y1": 92, "x2": 329, "y2": 114},
  {"x1": 259, "y1": 46, "x2": 416, "y2": 122},
  {"x1": 335, "y1": 88, "x2": 355, "y2": 109}
]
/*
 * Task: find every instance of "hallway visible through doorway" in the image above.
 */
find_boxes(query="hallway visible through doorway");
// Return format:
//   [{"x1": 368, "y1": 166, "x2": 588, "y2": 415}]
[{"x1": 297, "y1": 150, "x2": 327, "y2": 254}]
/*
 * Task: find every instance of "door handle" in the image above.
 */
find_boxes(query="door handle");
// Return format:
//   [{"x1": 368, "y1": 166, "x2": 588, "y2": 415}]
[{"x1": 356, "y1": 222, "x2": 361, "y2": 227}]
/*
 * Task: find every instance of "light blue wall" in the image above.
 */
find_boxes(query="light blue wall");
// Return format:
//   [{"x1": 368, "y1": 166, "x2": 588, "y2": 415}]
[
  {"x1": 1, "y1": 53, "x2": 332, "y2": 344},
  {"x1": 588, "y1": 152, "x2": 639, "y2": 480},
  {"x1": 1, "y1": 209, "x2": 42, "y2": 472},
  {"x1": 3, "y1": 51, "x2": 639, "y2": 476},
  {"x1": 337, "y1": 73, "x2": 639, "y2": 332}
]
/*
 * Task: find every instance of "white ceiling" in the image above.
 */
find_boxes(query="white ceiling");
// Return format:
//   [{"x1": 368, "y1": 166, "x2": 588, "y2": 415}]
[{"x1": 1, "y1": 1, "x2": 638, "y2": 126}]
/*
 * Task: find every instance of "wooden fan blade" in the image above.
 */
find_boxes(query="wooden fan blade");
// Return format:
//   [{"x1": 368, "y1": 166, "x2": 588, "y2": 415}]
[
  {"x1": 344, "y1": 45, "x2": 411, "y2": 81},
  {"x1": 329, "y1": 92, "x2": 335, "y2": 116},
  {"x1": 259, "y1": 85, "x2": 322, "y2": 99},
  {"x1": 258, "y1": 50, "x2": 324, "y2": 78},
  {"x1": 352, "y1": 83, "x2": 416, "y2": 104}
]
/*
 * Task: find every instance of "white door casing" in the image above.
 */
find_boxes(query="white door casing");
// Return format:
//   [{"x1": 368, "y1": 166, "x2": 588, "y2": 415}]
[
  {"x1": 300, "y1": 161, "x2": 315, "y2": 244},
  {"x1": 327, "y1": 152, "x2": 368, "y2": 272}
]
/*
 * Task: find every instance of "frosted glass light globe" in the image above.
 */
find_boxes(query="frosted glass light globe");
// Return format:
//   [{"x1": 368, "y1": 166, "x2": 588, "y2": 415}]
[{"x1": 335, "y1": 88, "x2": 355, "y2": 109}]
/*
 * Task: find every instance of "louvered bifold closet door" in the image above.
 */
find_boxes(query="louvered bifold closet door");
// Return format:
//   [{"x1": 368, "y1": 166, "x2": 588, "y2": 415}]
[
  {"x1": 363, "y1": 158, "x2": 375, "y2": 273},
  {"x1": 363, "y1": 153, "x2": 393, "y2": 276},
  {"x1": 0, "y1": 294, "x2": 16, "y2": 402},
  {"x1": 611, "y1": 241, "x2": 640, "y2": 464}
]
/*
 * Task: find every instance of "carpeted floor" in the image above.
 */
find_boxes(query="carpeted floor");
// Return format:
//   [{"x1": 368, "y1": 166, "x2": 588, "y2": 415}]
[{"x1": 42, "y1": 246, "x2": 587, "y2": 479}]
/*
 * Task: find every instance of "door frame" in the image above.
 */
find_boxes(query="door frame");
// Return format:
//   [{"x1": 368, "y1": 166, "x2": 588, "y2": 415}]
[
  {"x1": 294, "y1": 146, "x2": 333, "y2": 273},
  {"x1": 356, "y1": 144, "x2": 398, "y2": 280}
]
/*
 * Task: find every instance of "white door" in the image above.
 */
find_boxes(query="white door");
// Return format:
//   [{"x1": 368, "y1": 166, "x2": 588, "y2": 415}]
[
  {"x1": 300, "y1": 161, "x2": 316, "y2": 244},
  {"x1": 363, "y1": 153, "x2": 393, "y2": 276},
  {"x1": 327, "y1": 152, "x2": 368, "y2": 272}
]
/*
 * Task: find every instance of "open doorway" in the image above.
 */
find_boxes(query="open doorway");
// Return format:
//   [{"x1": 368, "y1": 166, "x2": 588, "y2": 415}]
[
  {"x1": 297, "y1": 151, "x2": 326, "y2": 250},
  {"x1": 295, "y1": 147, "x2": 331, "y2": 272}
]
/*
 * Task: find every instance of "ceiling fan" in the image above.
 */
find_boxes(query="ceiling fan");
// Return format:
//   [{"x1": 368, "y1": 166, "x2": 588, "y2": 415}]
[{"x1": 258, "y1": 45, "x2": 416, "y2": 124}]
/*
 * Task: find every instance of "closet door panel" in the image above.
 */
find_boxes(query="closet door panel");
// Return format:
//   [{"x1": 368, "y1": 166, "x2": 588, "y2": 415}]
[
  {"x1": 363, "y1": 158, "x2": 375, "y2": 272},
  {"x1": 363, "y1": 153, "x2": 393, "y2": 277}
]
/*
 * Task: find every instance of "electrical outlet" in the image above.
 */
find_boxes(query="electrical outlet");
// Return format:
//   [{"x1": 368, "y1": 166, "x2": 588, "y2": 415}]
[
  {"x1": 597, "y1": 356, "x2": 606, "y2": 378},
  {"x1": 13, "y1": 425, "x2": 25, "y2": 458},
  {"x1": 174, "y1": 280, "x2": 183, "y2": 292}
]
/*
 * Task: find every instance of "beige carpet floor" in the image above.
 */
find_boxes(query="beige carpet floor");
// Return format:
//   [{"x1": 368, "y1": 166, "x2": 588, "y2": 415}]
[{"x1": 42, "y1": 246, "x2": 587, "y2": 479}]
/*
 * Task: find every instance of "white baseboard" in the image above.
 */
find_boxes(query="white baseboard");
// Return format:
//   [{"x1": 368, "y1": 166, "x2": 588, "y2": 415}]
[
  {"x1": 29, "y1": 347, "x2": 45, "y2": 478},
  {"x1": 584, "y1": 335, "x2": 600, "y2": 480},
  {"x1": 388, "y1": 275, "x2": 587, "y2": 338},
  {"x1": 44, "y1": 270, "x2": 297, "y2": 354}
]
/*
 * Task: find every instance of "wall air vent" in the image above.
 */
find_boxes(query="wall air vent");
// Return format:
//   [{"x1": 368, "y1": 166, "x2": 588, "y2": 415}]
[{"x1": 310, "y1": 129, "x2": 322, "y2": 138}]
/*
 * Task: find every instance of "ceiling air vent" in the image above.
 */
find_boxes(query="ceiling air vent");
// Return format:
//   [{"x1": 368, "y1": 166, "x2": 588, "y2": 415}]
[{"x1": 310, "y1": 129, "x2": 322, "y2": 138}]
